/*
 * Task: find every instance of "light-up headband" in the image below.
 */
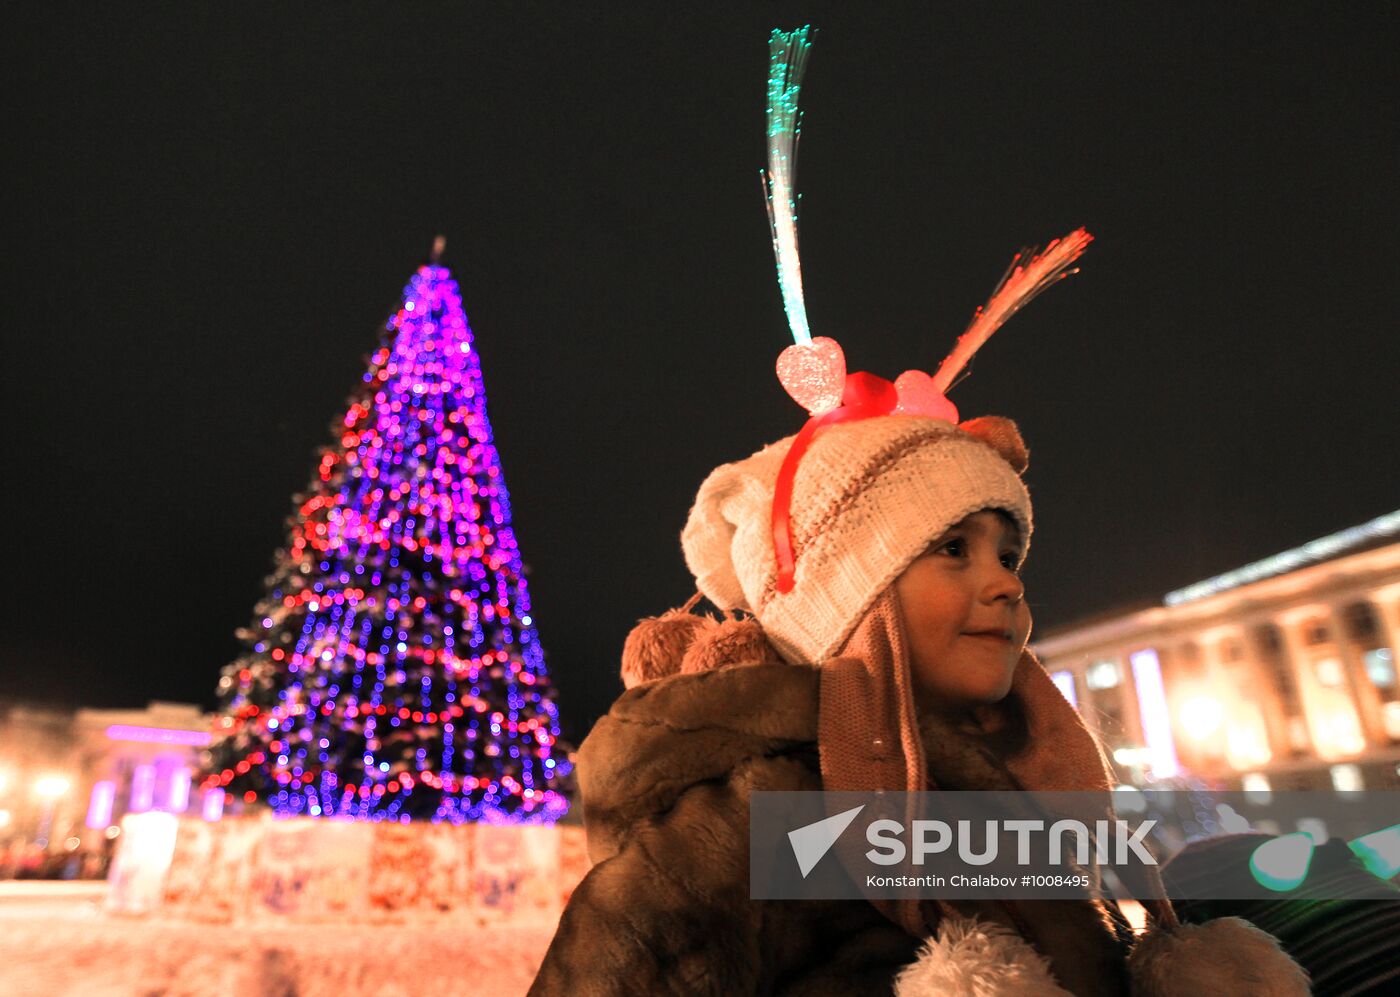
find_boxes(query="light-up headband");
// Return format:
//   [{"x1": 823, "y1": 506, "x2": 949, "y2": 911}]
[{"x1": 763, "y1": 26, "x2": 1093, "y2": 593}]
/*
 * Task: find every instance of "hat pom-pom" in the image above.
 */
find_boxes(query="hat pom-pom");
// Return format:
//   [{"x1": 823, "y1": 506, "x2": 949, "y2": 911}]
[
  {"x1": 1128, "y1": 916, "x2": 1308, "y2": 996},
  {"x1": 960, "y1": 416, "x2": 1029, "y2": 474},
  {"x1": 682, "y1": 460, "x2": 764, "y2": 612},
  {"x1": 621, "y1": 608, "x2": 714, "y2": 688},
  {"x1": 680, "y1": 615, "x2": 782, "y2": 675}
]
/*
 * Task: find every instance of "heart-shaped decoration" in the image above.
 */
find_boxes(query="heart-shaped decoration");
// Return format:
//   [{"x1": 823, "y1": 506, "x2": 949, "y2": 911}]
[
  {"x1": 776, "y1": 336, "x2": 846, "y2": 415},
  {"x1": 842, "y1": 371, "x2": 899, "y2": 413},
  {"x1": 894, "y1": 369, "x2": 959, "y2": 423}
]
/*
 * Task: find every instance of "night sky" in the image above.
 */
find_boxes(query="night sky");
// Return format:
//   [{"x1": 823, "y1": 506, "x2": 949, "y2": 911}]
[{"x1": 11, "y1": 4, "x2": 1398, "y2": 743}]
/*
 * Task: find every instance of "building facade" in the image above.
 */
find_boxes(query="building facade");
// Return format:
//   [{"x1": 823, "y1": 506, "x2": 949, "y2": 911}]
[
  {"x1": 0, "y1": 701, "x2": 216, "y2": 878},
  {"x1": 1032, "y1": 513, "x2": 1400, "y2": 793}
]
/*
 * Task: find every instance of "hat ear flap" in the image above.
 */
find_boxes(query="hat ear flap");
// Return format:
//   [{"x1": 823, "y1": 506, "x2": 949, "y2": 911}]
[
  {"x1": 959, "y1": 416, "x2": 1029, "y2": 474},
  {"x1": 681, "y1": 461, "x2": 757, "y2": 612}
]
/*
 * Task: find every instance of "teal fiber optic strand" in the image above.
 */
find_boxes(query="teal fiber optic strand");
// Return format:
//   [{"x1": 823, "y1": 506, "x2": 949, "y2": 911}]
[
  {"x1": 764, "y1": 26, "x2": 814, "y2": 346},
  {"x1": 1349, "y1": 824, "x2": 1400, "y2": 881}
]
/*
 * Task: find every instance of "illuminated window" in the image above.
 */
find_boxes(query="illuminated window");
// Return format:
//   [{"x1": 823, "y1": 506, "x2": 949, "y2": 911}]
[
  {"x1": 1329, "y1": 764, "x2": 1364, "y2": 793},
  {"x1": 1382, "y1": 702, "x2": 1400, "y2": 740},
  {"x1": 1298, "y1": 817, "x2": 1329, "y2": 844},
  {"x1": 1312, "y1": 692, "x2": 1366, "y2": 757},
  {"x1": 1287, "y1": 717, "x2": 1311, "y2": 750},
  {"x1": 1180, "y1": 696, "x2": 1224, "y2": 742},
  {"x1": 1364, "y1": 647, "x2": 1396, "y2": 688},
  {"x1": 201, "y1": 789, "x2": 226, "y2": 822},
  {"x1": 1129, "y1": 649, "x2": 1179, "y2": 779},
  {"x1": 1314, "y1": 658, "x2": 1345, "y2": 687},
  {"x1": 86, "y1": 781, "x2": 116, "y2": 830},
  {"x1": 166, "y1": 767, "x2": 191, "y2": 813},
  {"x1": 1225, "y1": 702, "x2": 1272, "y2": 769},
  {"x1": 1050, "y1": 670, "x2": 1078, "y2": 710},
  {"x1": 1242, "y1": 772, "x2": 1271, "y2": 797},
  {"x1": 1086, "y1": 660, "x2": 1120, "y2": 690},
  {"x1": 1112, "y1": 746, "x2": 1150, "y2": 767},
  {"x1": 129, "y1": 765, "x2": 156, "y2": 813}
]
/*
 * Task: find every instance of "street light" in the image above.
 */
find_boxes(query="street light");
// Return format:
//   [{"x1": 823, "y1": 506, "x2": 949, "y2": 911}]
[
  {"x1": 1180, "y1": 696, "x2": 1224, "y2": 742},
  {"x1": 33, "y1": 775, "x2": 71, "y2": 799},
  {"x1": 32, "y1": 774, "x2": 71, "y2": 850}
]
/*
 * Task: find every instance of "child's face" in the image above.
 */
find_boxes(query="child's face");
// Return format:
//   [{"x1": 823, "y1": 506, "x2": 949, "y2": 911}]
[{"x1": 894, "y1": 510, "x2": 1030, "y2": 714}]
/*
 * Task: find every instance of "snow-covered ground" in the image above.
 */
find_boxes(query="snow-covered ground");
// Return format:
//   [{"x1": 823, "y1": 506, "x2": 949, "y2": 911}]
[{"x1": 0, "y1": 881, "x2": 555, "y2": 997}]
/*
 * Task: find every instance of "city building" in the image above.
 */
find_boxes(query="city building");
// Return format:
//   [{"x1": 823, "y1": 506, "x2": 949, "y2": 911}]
[
  {"x1": 1033, "y1": 511, "x2": 1400, "y2": 793},
  {"x1": 0, "y1": 701, "x2": 215, "y2": 878}
]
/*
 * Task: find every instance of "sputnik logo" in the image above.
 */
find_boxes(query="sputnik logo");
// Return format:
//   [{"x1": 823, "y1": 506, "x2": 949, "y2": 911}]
[{"x1": 788, "y1": 805, "x2": 865, "y2": 878}]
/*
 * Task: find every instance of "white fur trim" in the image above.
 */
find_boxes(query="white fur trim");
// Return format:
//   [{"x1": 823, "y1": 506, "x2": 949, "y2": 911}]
[
  {"x1": 894, "y1": 916, "x2": 1073, "y2": 997},
  {"x1": 1128, "y1": 916, "x2": 1309, "y2": 996}
]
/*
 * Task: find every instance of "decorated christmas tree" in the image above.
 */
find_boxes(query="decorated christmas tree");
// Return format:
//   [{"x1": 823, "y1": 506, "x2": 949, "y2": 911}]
[{"x1": 205, "y1": 248, "x2": 569, "y2": 823}]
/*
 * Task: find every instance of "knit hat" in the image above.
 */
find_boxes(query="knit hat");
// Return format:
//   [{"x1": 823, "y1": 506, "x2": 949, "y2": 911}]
[{"x1": 682, "y1": 413, "x2": 1032, "y2": 665}]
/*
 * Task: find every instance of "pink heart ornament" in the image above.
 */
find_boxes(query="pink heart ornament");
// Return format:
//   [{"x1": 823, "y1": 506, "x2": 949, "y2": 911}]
[
  {"x1": 894, "y1": 370, "x2": 959, "y2": 423},
  {"x1": 776, "y1": 336, "x2": 846, "y2": 415}
]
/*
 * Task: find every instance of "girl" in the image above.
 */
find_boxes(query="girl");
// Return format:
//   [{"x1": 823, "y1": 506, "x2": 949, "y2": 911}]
[
  {"x1": 529, "y1": 413, "x2": 1308, "y2": 995},
  {"x1": 531, "y1": 27, "x2": 1306, "y2": 995}
]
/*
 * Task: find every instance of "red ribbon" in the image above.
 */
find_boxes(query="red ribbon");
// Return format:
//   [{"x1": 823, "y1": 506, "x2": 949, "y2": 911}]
[{"x1": 773, "y1": 372, "x2": 898, "y2": 593}]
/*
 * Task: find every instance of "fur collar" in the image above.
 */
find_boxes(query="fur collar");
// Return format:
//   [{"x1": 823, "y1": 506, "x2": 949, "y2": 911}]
[{"x1": 577, "y1": 663, "x2": 821, "y2": 863}]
